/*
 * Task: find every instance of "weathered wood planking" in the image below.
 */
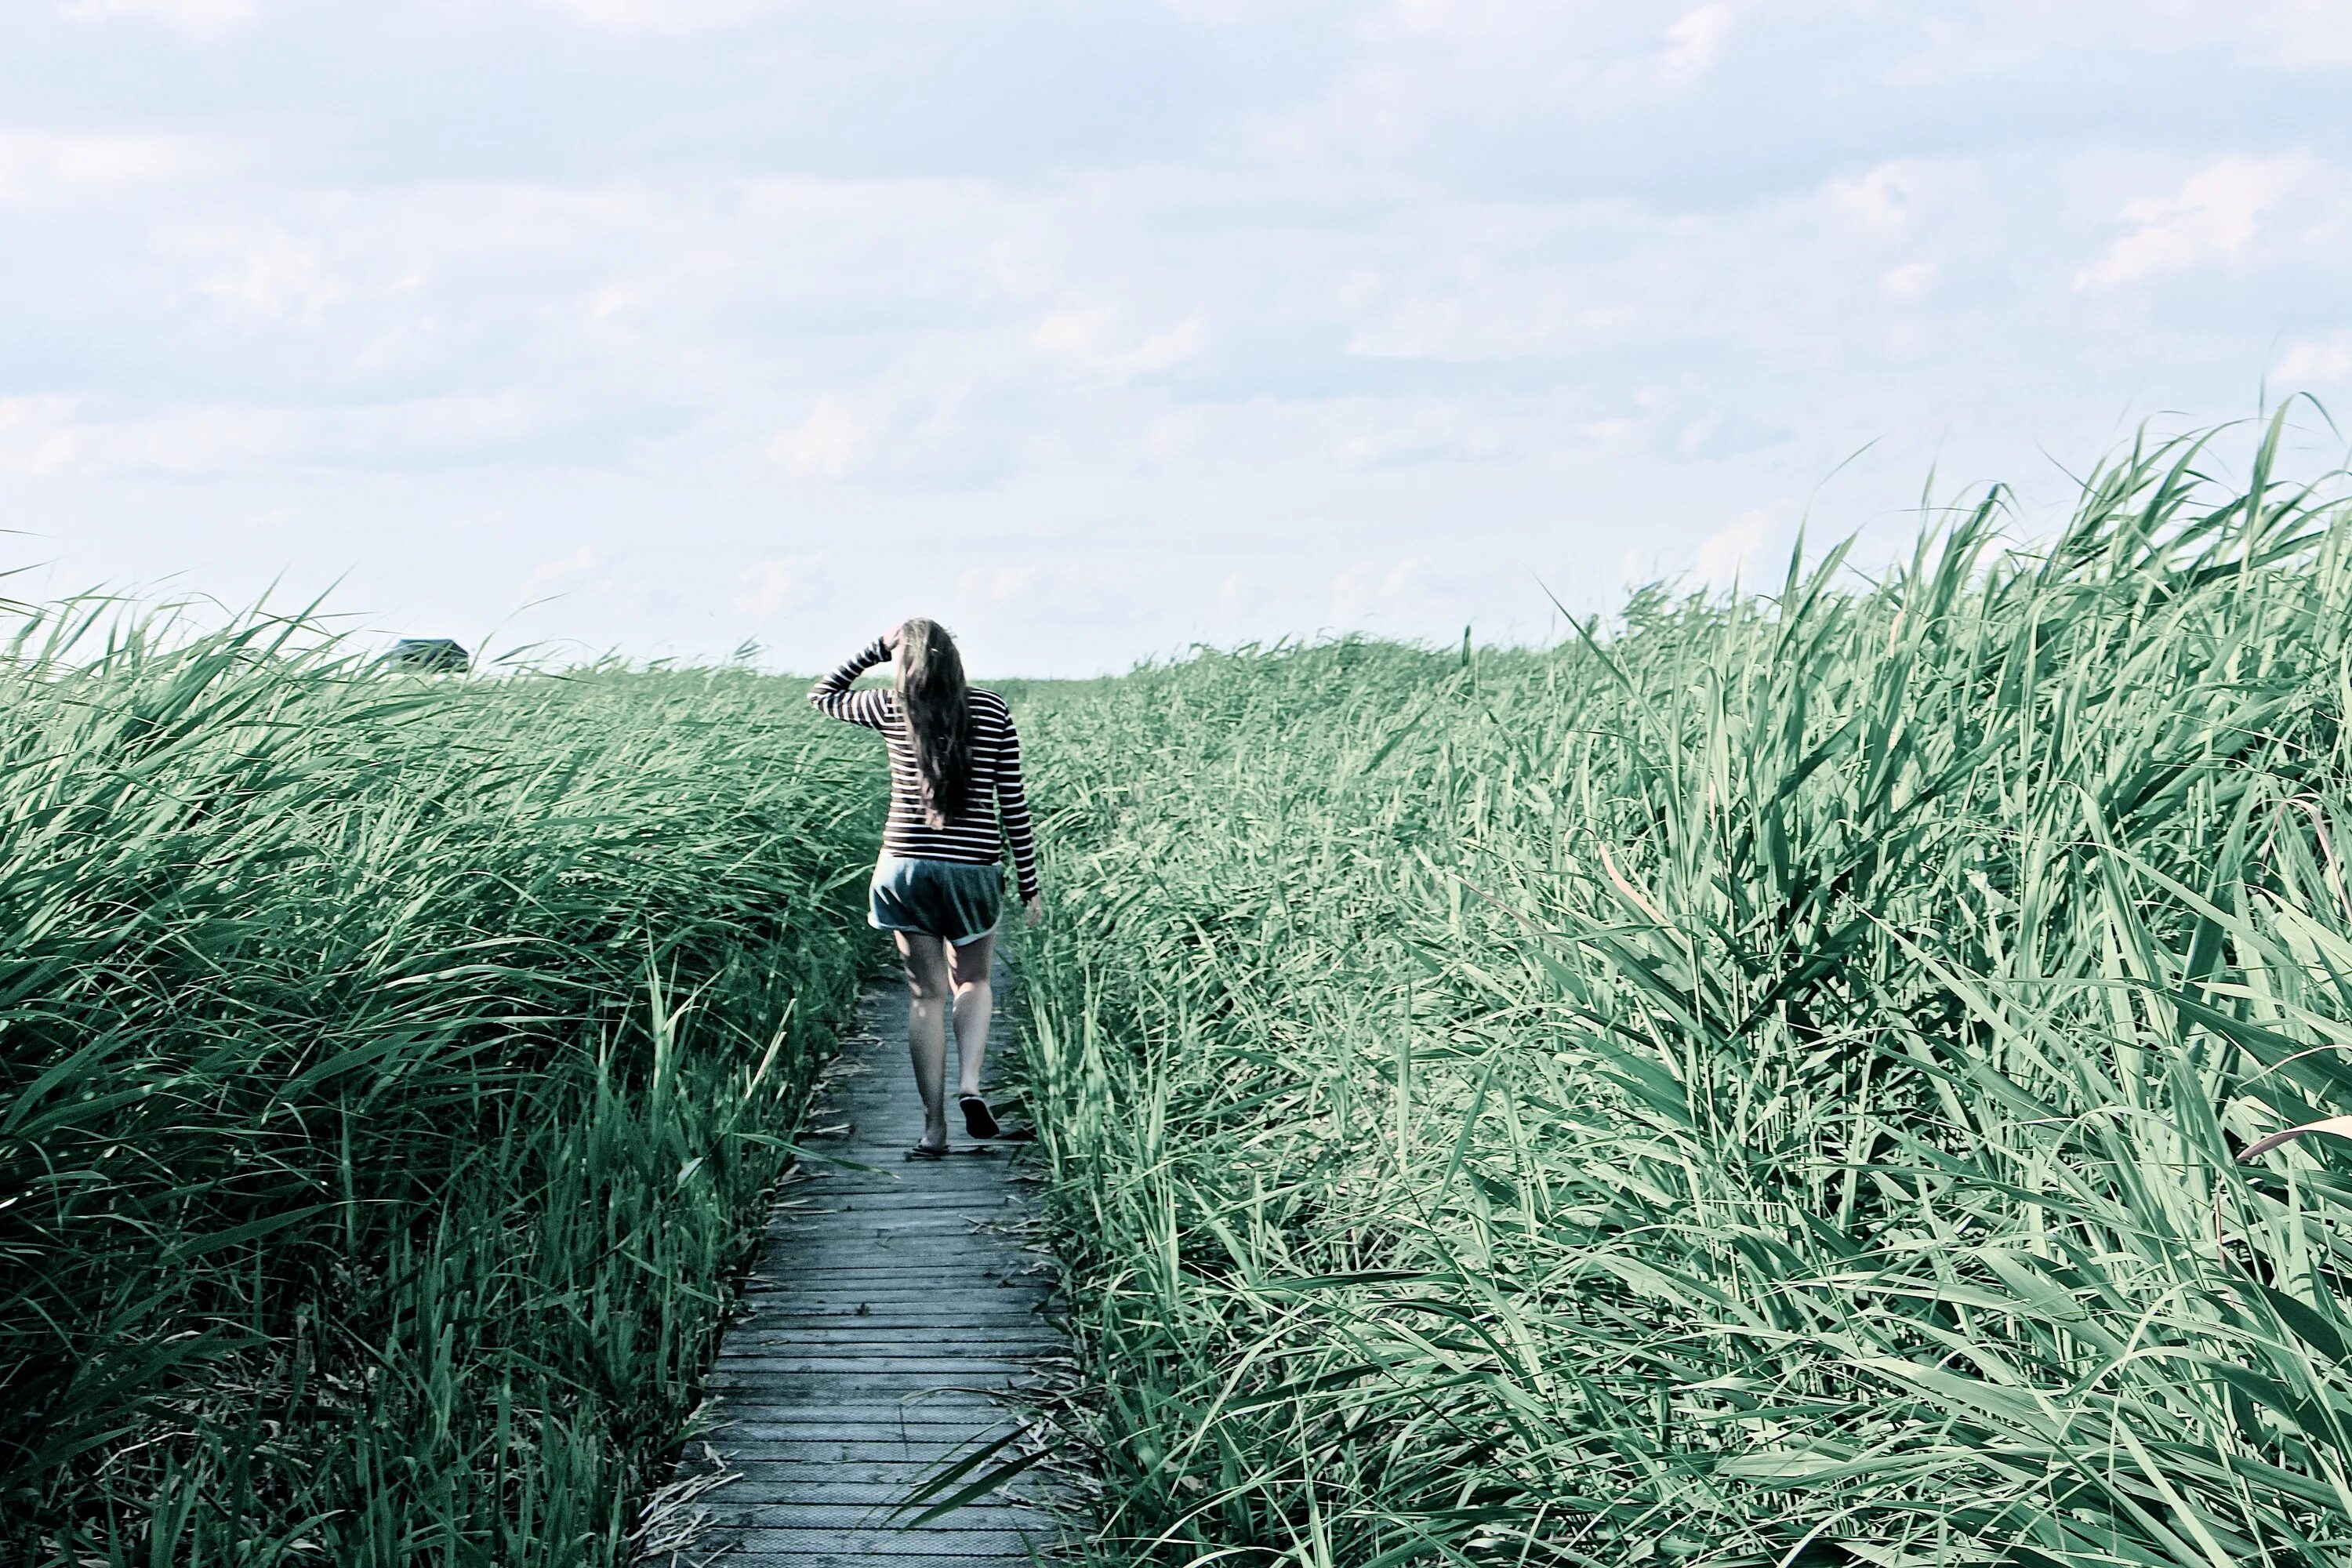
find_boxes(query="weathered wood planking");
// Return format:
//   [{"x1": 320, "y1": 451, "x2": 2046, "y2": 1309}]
[{"x1": 661, "y1": 959, "x2": 1066, "y2": 1566}]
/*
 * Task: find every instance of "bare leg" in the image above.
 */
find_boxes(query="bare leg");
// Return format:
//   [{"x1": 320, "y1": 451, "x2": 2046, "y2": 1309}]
[
  {"x1": 948, "y1": 934, "x2": 996, "y2": 1099},
  {"x1": 894, "y1": 931, "x2": 952, "y2": 1152}
]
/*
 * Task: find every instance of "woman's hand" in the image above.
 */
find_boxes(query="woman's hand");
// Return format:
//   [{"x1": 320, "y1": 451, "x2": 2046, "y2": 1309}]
[
  {"x1": 1024, "y1": 895, "x2": 1043, "y2": 927},
  {"x1": 882, "y1": 625, "x2": 902, "y2": 657}
]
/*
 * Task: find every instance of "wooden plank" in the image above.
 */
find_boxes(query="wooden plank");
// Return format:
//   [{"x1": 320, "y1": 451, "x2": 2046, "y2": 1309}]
[
  {"x1": 719, "y1": 1457, "x2": 1002, "y2": 1483},
  {"x1": 715, "y1": 1339, "x2": 1061, "y2": 1359},
  {"x1": 695, "y1": 1481, "x2": 1025, "y2": 1505},
  {"x1": 760, "y1": 1222, "x2": 1028, "y2": 1240},
  {"x1": 721, "y1": 1330, "x2": 1052, "y2": 1345},
  {"x1": 739, "y1": 1283, "x2": 1051, "y2": 1300},
  {"x1": 711, "y1": 1559, "x2": 1034, "y2": 1568},
  {"x1": 729, "y1": 1306, "x2": 1054, "y2": 1324},
  {"x1": 771, "y1": 1213, "x2": 1040, "y2": 1222},
  {"x1": 648, "y1": 960, "x2": 1073, "y2": 1565},
  {"x1": 715, "y1": 1326, "x2": 1054, "y2": 1346},
  {"x1": 708, "y1": 1430, "x2": 1017, "y2": 1453},
  {"x1": 711, "y1": 1550, "x2": 1047, "y2": 1559},
  {"x1": 707, "y1": 1523, "x2": 1054, "y2": 1549},
  {"x1": 716, "y1": 1404, "x2": 1014, "y2": 1428},
  {"x1": 708, "y1": 1359, "x2": 1038, "y2": 1379},
  {"x1": 708, "y1": 1428, "x2": 1019, "y2": 1450},
  {"x1": 719, "y1": 1337, "x2": 1050, "y2": 1355},
  {"x1": 740, "y1": 1260, "x2": 1043, "y2": 1278},
  {"x1": 708, "y1": 1411, "x2": 1013, "y2": 1429}
]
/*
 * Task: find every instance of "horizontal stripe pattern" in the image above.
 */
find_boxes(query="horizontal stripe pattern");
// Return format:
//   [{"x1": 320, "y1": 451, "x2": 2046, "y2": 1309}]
[{"x1": 809, "y1": 637, "x2": 1040, "y2": 902}]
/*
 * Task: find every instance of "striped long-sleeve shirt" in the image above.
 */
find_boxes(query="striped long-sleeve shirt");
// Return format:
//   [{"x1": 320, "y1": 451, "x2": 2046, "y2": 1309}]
[{"x1": 809, "y1": 636, "x2": 1040, "y2": 902}]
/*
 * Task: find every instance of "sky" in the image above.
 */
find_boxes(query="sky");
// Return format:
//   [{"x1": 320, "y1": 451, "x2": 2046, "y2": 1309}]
[{"x1": 2, "y1": 1, "x2": 2349, "y2": 677}]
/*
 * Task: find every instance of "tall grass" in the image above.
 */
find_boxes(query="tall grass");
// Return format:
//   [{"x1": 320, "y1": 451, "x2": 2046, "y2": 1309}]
[
  {"x1": 1017, "y1": 417, "x2": 2352, "y2": 1564},
  {"x1": 0, "y1": 606, "x2": 882, "y2": 1564}
]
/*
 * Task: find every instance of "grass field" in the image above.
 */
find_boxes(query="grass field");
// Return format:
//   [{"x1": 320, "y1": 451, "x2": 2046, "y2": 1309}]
[
  {"x1": 1011, "y1": 419, "x2": 2352, "y2": 1565},
  {"x1": 15, "y1": 416, "x2": 2352, "y2": 1567},
  {"x1": 0, "y1": 611, "x2": 883, "y2": 1565}
]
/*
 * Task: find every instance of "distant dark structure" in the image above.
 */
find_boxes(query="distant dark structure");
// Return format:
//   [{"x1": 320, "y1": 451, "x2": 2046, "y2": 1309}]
[{"x1": 380, "y1": 638, "x2": 470, "y2": 673}]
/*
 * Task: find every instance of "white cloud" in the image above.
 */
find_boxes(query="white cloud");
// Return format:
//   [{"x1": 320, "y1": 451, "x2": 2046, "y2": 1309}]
[
  {"x1": 1331, "y1": 554, "x2": 1439, "y2": 623},
  {"x1": 2275, "y1": 334, "x2": 2352, "y2": 387},
  {"x1": 100, "y1": 405, "x2": 300, "y2": 473},
  {"x1": 2132, "y1": 0, "x2": 2352, "y2": 68},
  {"x1": 9, "y1": 0, "x2": 2350, "y2": 677},
  {"x1": 2075, "y1": 153, "x2": 2315, "y2": 290},
  {"x1": 1210, "y1": 572, "x2": 1255, "y2": 623},
  {"x1": 1033, "y1": 308, "x2": 1203, "y2": 381},
  {"x1": 1155, "y1": 0, "x2": 1289, "y2": 21},
  {"x1": 183, "y1": 226, "x2": 343, "y2": 325},
  {"x1": 2249, "y1": 2, "x2": 2352, "y2": 65},
  {"x1": 736, "y1": 554, "x2": 826, "y2": 616},
  {"x1": 1343, "y1": 276, "x2": 1639, "y2": 361},
  {"x1": 1334, "y1": 401, "x2": 1509, "y2": 468},
  {"x1": 1144, "y1": 412, "x2": 1202, "y2": 466},
  {"x1": 1830, "y1": 162, "x2": 1931, "y2": 238},
  {"x1": 1882, "y1": 260, "x2": 1936, "y2": 300},
  {"x1": 1671, "y1": 412, "x2": 1788, "y2": 463},
  {"x1": 1126, "y1": 320, "x2": 1204, "y2": 375},
  {"x1": 60, "y1": 0, "x2": 258, "y2": 34},
  {"x1": 0, "y1": 130, "x2": 209, "y2": 203},
  {"x1": 767, "y1": 397, "x2": 874, "y2": 481},
  {"x1": 957, "y1": 564, "x2": 1044, "y2": 604},
  {"x1": 353, "y1": 391, "x2": 541, "y2": 452},
  {"x1": 1033, "y1": 307, "x2": 1110, "y2": 358},
  {"x1": 1663, "y1": 4, "x2": 1736, "y2": 77},
  {"x1": 516, "y1": 0, "x2": 794, "y2": 33},
  {"x1": 949, "y1": 561, "x2": 1136, "y2": 630},
  {"x1": 521, "y1": 544, "x2": 605, "y2": 600},
  {"x1": 151, "y1": 201, "x2": 477, "y2": 332},
  {"x1": 1380, "y1": 0, "x2": 1554, "y2": 39},
  {"x1": 762, "y1": 380, "x2": 1004, "y2": 491},
  {"x1": 1693, "y1": 509, "x2": 1770, "y2": 590},
  {"x1": 0, "y1": 397, "x2": 81, "y2": 477},
  {"x1": 4, "y1": 394, "x2": 548, "y2": 480}
]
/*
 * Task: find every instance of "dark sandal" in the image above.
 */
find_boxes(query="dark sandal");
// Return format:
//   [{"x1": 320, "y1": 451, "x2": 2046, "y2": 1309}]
[
  {"x1": 906, "y1": 1142, "x2": 949, "y2": 1160},
  {"x1": 959, "y1": 1094, "x2": 1000, "y2": 1140}
]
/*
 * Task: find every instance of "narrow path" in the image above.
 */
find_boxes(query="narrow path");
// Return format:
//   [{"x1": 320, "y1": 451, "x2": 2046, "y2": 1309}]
[{"x1": 681, "y1": 960, "x2": 1065, "y2": 1566}]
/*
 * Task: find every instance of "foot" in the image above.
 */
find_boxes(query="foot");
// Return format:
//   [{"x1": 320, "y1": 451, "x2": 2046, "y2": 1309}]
[
  {"x1": 958, "y1": 1093, "x2": 1000, "y2": 1139},
  {"x1": 906, "y1": 1138, "x2": 949, "y2": 1160}
]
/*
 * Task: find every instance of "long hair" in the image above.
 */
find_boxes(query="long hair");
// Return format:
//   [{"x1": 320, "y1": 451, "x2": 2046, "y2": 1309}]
[{"x1": 896, "y1": 618, "x2": 975, "y2": 828}]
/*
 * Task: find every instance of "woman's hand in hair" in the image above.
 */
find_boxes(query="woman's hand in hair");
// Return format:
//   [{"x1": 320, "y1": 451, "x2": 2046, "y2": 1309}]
[
  {"x1": 1024, "y1": 895, "x2": 1043, "y2": 927},
  {"x1": 882, "y1": 624, "x2": 902, "y2": 657}
]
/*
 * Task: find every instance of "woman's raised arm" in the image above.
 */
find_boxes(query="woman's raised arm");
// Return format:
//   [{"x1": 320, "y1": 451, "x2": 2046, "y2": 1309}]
[{"x1": 808, "y1": 633, "x2": 895, "y2": 728}]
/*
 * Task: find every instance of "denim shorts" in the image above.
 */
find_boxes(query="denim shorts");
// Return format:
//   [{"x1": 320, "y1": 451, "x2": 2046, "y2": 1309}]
[{"x1": 869, "y1": 853, "x2": 1003, "y2": 946}]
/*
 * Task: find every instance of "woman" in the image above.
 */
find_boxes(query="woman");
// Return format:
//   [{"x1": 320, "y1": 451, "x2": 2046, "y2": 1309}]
[{"x1": 810, "y1": 620, "x2": 1042, "y2": 1159}]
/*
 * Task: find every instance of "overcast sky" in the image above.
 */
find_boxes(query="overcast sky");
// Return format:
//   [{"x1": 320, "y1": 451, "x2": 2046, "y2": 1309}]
[{"x1": 4, "y1": 1, "x2": 2349, "y2": 675}]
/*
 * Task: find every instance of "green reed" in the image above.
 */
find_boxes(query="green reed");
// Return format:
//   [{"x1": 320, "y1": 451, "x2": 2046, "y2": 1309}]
[
  {"x1": 1016, "y1": 415, "x2": 2352, "y2": 1565},
  {"x1": 0, "y1": 607, "x2": 883, "y2": 1565}
]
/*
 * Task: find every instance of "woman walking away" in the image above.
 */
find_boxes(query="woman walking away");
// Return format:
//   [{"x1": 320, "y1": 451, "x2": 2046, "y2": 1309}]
[{"x1": 810, "y1": 621, "x2": 1042, "y2": 1160}]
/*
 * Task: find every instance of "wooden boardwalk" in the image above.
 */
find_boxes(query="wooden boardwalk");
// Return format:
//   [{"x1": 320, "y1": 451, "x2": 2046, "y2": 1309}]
[{"x1": 669, "y1": 962, "x2": 1067, "y2": 1566}]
